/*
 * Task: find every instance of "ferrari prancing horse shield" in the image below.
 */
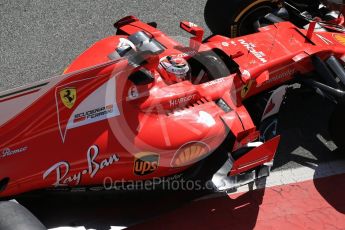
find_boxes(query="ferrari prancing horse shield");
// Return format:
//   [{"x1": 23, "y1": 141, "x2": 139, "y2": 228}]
[{"x1": 60, "y1": 87, "x2": 77, "y2": 109}]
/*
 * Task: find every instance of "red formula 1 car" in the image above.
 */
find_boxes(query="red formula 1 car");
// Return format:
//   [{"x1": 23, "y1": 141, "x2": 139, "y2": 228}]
[
  {"x1": 0, "y1": 16, "x2": 281, "y2": 198},
  {"x1": 1, "y1": 15, "x2": 345, "y2": 199}
]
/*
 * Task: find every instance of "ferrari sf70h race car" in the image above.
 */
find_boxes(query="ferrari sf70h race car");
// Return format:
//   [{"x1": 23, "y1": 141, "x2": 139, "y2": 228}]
[
  {"x1": 205, "y1": 0, "x2": 345, "y2": 37},
  {"x1": 0, "y1": 16, "x2": 281, "y2": 199},
  {"x1": 1, "y1": 14, "x2": 345, "y2": 200}
]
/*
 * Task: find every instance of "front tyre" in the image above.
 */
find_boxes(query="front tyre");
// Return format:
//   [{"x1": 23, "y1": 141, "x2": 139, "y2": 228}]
[
  {"x1": 0, "y1": 201, "x2": 46, "y2": 230},
  {"x1": 204, "y1": 0, "x2": 282, "y2": 37}
]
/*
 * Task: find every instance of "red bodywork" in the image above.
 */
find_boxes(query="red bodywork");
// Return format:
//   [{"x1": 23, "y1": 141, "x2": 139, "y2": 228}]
[{"x1": 2, "y1": 16, "x2": 345, "y2": 198}]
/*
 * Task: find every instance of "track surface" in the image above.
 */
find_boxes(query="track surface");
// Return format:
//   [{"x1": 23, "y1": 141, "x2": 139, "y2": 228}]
[
  {"x1": 1, "y1": 1, "x2": 345, "y2": 229},
  {"x1": 0, "y1": 0, "x2": 210, "y2": 91}
]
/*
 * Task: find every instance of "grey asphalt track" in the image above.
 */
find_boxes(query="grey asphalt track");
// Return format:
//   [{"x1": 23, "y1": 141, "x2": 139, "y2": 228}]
[
  {"x1": 0, "y1": 0, "x2": 210, "y2": 91},
  {"x1": 1, "y1": 1, "x2": 345, "y2": 229}
]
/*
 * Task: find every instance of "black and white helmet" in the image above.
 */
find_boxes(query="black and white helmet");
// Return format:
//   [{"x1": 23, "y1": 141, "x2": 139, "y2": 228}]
[{"x1": 160, "y1": 56, "x2": 190, "y2": 82}]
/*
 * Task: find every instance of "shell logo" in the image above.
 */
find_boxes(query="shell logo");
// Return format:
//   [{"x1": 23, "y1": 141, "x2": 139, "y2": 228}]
[
  {"x1": 333, "y1": 34, "x2": 345, "y2": 46},
  {"x1": 171, "y1": 142, "x2": 210, "y2": 167}
]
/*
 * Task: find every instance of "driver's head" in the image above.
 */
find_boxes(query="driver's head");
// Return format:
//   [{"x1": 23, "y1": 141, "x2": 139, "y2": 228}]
[{"x1": 159, "y1": 56, "x2": 190, "y2": 83}]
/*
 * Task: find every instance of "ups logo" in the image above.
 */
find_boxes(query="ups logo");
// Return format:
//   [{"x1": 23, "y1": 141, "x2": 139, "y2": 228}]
[{"x1": 133, "y1": 152, "x2": 159, "y2": 176}]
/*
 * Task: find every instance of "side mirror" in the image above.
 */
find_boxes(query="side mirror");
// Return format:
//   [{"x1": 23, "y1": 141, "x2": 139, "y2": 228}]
[
  {"x1": 180, "y1": 21, "x2": 204, "y2": 50},
  {"x1": 180, "y1": 21, "x2": 204, "y2": 36}
]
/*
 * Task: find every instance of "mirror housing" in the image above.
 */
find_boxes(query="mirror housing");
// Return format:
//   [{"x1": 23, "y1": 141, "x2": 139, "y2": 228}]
[{"x1": 180, "y1": 21, "x2": 204, "y2": 50}]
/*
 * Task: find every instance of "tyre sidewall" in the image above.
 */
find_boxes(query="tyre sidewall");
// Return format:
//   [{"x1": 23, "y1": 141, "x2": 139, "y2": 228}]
[{"x1": 205, "y1": 0, "x2": 276, "y2": 36}]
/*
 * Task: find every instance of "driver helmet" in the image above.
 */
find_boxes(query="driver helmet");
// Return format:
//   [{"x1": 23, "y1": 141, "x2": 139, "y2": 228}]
[{"x1": 159, "y1": 55, "x2": 190, "y2": 82}]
